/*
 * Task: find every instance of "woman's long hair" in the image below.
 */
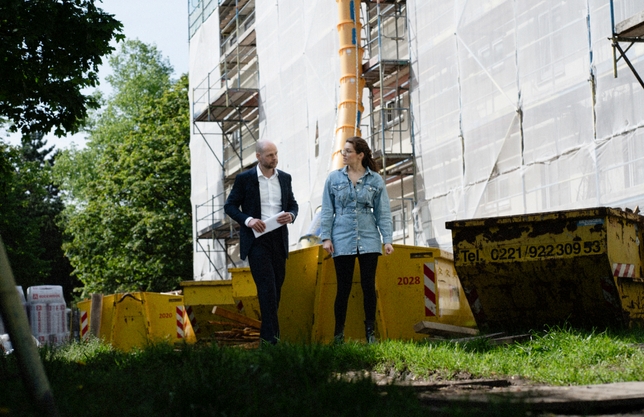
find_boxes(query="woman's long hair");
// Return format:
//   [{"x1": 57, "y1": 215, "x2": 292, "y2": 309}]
[{"x1": 346, "y1": 136, "x2": 379, "y2": 172}]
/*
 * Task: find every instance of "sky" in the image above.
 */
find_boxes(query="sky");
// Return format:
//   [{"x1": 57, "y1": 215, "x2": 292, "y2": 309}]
[{"x1": 3, "y1": 0, "x2": 190, "y2": 149}]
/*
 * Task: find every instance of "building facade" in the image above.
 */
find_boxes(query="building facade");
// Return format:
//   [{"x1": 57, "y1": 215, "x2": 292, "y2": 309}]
[{"x1": 188, "y1": 0, "x2": 644, "y2": 280}]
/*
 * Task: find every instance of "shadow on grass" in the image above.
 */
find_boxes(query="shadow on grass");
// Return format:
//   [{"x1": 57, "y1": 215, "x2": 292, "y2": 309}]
[{"x1": 6, "y1": 326, "x2": 644, "y2": 417}]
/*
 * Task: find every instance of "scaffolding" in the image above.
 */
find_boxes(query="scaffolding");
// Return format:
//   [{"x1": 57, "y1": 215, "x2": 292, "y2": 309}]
[
  {"x1": 192, "y1": 0, "x2": 259, "y2": 278},
  {"x1": 610, "y1": 1, "x2": 644, "y2": 89},
  {"x1": 361, "y1": 0, "x2": 417, "y2": 245}
]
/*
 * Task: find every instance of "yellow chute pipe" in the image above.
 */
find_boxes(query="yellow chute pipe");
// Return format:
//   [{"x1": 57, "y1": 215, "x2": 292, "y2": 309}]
[
  {"x1": 337, "y1": 21, "x2": 362, "y2": 49},
  {"x1": 339, "y1": 75, "x2": 365, "y2": 102},
  {"x1": 334, "y1": 0, "x2": 363, "y2": 170}
]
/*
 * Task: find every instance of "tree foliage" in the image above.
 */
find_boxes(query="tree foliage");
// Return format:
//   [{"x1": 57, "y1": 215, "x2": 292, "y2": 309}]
[
  {"x1": 0, "y1": 143, "x2": 46, "y2": 284},
  {"x1": 0, "y1": 0, "x2": 123, "y2": 136},
  {"x1": 0, "y1": 134, "x2": 75, "y2": 298},
  {"x1": 55, "y1": 41, "x2": 192, "y2": 296}
]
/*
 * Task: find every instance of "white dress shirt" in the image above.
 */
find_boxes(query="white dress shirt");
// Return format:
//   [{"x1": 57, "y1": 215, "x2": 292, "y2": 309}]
[
  {"x1": 257, "y1": 167, "x2": 282, "y2": 220},
  {"x1": 244, "y1": 167, "x2": 282, "y2": 226}
]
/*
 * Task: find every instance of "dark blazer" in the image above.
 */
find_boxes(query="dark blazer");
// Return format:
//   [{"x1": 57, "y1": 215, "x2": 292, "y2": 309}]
[{"x1": 224, "y1": 166, "x2": 299, "y2": 260}]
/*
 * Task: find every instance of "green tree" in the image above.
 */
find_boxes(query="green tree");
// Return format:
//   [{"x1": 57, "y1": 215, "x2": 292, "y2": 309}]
[
  {"x1": 0, "y1": 134, "x2": 75, "y2": 297},
  {"x1": 55, "y1": 40, "x2": 174, "y2": 201},
  {"x1": 0, "y1": 142, "x2": 46, "y2": 284},
  {"x1": 0, "y1": 0, "x2": 123, "y2": 136},
  {"x1": 55, "y1": 41, "x2": 191, "y2": 296}
]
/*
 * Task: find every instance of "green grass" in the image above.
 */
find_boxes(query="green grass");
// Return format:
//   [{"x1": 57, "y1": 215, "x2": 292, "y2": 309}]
[
  {"x1": 3, "y1": 326, "x2": 644, "y2": 416},
  {"x1": 373, "y1": 325, "x2": 644, "y2": 385}
]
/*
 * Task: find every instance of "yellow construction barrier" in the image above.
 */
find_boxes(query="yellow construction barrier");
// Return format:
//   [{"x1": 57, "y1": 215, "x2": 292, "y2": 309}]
[
  {"x1": 374, "y1": 245, "x2": 476, "y2": 340},
  {"x1": 181, "y1": 244, "x2": 476, "y2": 344},
  {"x1": 446, "y1": 207, "x2": 644, "y2": 332},
  {"x1": 77, "y1": 292, "x2": 196, "y2": 351},
  {"x1": 310, "y1": 244, "x2": 476, "y2": 343},
  {"x1": 181, "y1": 279, "x2": 239, "y2": 339},
  {"x1": 219, "y1": 245, "x2": 474, "y2": 343},
  {"x1": 230, "y1": 267, "x2": 262, "y2": 321},
  {"x1": 217, "y1": 247, "x2": 322, "y2": 343},
  {"x1": 278, "y1": 246, "x2": 321, "y2": 343}
]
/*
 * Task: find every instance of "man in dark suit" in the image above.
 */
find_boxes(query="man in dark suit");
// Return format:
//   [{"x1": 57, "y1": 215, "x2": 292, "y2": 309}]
[{"x1": 224, "y1": 140, "x2": 298, "y2": 345}]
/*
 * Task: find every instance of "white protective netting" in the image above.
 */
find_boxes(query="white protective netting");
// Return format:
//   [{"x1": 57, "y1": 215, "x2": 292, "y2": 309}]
[
  {"x1": 409, "y1": 0, "x2": 644, "y2": 249},
  {"x1": 189, "y1": 0, "x2": 644, "y2": 277}
]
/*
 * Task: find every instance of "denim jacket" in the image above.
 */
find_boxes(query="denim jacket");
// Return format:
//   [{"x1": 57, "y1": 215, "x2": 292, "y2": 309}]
[{"x1": 319, "y1": 166, "x2": 393, "y2": 256}]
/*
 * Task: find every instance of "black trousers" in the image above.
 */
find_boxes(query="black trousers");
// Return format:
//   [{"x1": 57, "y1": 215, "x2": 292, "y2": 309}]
[
  {"x1": 247, "y1": 229, "x2": 286, "y2": 344},
  {"x1": 332, "y1": 252, "x2": 379, "y2": 334}
]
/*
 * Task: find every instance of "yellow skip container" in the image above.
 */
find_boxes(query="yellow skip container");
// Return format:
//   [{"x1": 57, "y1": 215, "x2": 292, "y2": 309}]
[
  {"x1": 181, "y1": 244, "x2": 476, "y2": 344},
  {"x1": 77, "y1": 292, "x2": 196, "y2": 351},
  {"x1": 446, "y1": 207, "x2": 644, "y2": 332}
]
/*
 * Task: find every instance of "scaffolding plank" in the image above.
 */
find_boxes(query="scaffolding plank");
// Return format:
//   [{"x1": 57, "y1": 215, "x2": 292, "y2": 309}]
[
  {"x1": 373, "y1": 150, "x2": 412, "y2": 166},
  {"x1": 224, "y1": 162, "x2": 256, "y2": 184},
  {"x1": 239, "y1": 27, "x2": 256, "y2": 47},
  {"x1": 363, "y1": 58, "x2": 410, "y2": 87},
  {"x1": 194, "y1": 88, "x2": 259, "y2": 122},
  {"x1": 197, "y1": 219, "x2": 239, "y2": 241},
  {"x1": 218, "y1": 0, "x2": 253, "y2": 32},
  {"x1": 221, "y1": 45, "x2": 256, "y2": 65},
  {"x1": 365, "y1": 0, "x2": 402, "y2": 4},
  {"x1": 373, "y1": 151, "x2": 414, "y2": 177},
  {"x1": 616, "y1": 10, "x2": 644, "y2": 38}
]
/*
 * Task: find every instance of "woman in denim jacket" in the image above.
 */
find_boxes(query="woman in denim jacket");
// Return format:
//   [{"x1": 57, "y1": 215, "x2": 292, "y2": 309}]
[{"x1": 320, "y1": 136, "x2": 394, "y2": 344}]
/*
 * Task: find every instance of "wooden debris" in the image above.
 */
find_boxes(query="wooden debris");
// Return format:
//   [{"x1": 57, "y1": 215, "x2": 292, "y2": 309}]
[
  {"x1": 211, "y1": 306, "x2": 261, "y2": 329},
  {"x1": 427, "y1": 332, "x2": 505, "y2": 344},
  {"x1": 487, "y1": 333, "x2": 531, "y2": 346},
  {"x1": 208, "y1": 320, "x2": 248, "y2": 327},
  {"x1": 421, "y1": 328, "x2": 531, "y2": 346},
  {"x1": 413, "y1": 321, "x2": 479, "y2": 337},
  {"x1": 210, "y1": 306, "x2": 261, "y2": 347}
]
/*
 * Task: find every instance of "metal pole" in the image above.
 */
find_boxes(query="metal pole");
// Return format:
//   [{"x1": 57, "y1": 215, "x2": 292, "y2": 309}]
[
  {"x1": 0, "y1": 235, "x2": 59, "y2": 416},
  {"x1": 614, "y1": 42, "x2": 644, "y2": 89},
  {"x1": 610, "y1": 0, "x2": 618, "y2": 77}
]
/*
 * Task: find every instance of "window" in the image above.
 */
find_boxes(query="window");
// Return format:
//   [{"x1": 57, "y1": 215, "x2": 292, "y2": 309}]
[
  {"x1": 384, "y1": 97, "x2": 404, "y2": 127},
  {"x1": 391, "y1": 207, "x2": 407, "y2": 239},
  {"x1": 230, "y1": 129, "x2": 241, "y2": 151}
]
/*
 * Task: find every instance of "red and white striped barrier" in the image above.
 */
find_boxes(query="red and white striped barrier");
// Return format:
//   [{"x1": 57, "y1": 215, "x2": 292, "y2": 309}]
[
  {"x1": 185, "y1": 305, "x2": 199, "y2": 334},
  {"x1": 176, "y1": 306, "x2": 185, "y2": 339},
  {"x1": 612, "y1": 263, "x2": 635, "y2": 278},
  {"x1": 80, "y1": 310, "x2": 89, "y2": 340},
  {"x1": 424, "y1": 262, "x2": 437, "y2": 317}
]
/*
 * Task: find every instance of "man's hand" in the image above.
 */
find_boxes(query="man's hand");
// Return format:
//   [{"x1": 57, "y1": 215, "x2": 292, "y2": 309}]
[
  {"x1": 248, "y1": 218, "x2": 266, "y2": 233},
  {"x1": 277, "y1": 212, "x2": 293, "y2": 224}
]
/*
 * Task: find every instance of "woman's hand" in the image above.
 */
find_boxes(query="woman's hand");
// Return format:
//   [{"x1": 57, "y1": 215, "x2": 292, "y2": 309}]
[
  {"x1": 384, "y1": 243, "x2": 394, "y2": 255},
  {"x1": 323, "y1": 239, "x2": 334, "y2": 255}
]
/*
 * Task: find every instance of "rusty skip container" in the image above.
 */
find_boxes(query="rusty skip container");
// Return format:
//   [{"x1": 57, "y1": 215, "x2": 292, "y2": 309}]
[{"x1": 446, "y1": 207, "x2": 644, "y2": 332}]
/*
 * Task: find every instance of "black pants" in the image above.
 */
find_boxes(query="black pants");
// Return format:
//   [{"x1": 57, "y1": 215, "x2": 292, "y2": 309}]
[
  {"x1": 332, "y1": 252, "x2": 379, "y2": 334},
  {"x1": 247, "y1": 229, "x2": 286, "y2": 344}
]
